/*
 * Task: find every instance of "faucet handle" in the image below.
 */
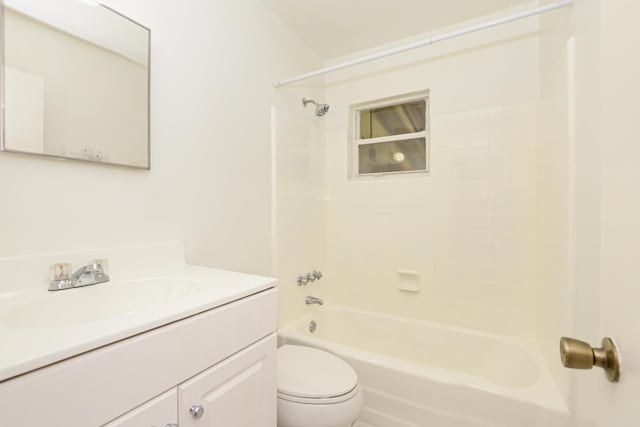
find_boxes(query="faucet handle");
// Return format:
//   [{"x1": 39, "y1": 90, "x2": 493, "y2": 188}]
[
  {"x1": 91, "y1": 259, "x2": 109, "y2": 273},
  {"x1": 50, "y1": 263, "x2": 71, "y2": 281},
  {"x1": 49, "y1": 263, "x2": 73, "y2": 291}
]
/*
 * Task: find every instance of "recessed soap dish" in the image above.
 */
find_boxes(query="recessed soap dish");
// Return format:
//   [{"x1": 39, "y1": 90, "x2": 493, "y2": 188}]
[{"x1": 397, "y1": 269, "x2": 420, "y2": 293}]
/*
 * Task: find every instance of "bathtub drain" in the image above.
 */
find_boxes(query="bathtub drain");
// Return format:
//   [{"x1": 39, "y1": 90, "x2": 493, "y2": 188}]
[{"x1": 309, "y1": 320, "x2": 317, "y2": 333}]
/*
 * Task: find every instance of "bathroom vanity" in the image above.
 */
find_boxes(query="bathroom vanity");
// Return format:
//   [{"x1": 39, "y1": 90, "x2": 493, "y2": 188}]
[{"x1": 0, "y1": 243, "x2": 278, "y2": 426}]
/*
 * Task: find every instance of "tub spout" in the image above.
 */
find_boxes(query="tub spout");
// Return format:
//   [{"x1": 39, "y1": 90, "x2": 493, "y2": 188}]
[{"x1": 305, "y1": 296, "x2": 324, "y2": 305}]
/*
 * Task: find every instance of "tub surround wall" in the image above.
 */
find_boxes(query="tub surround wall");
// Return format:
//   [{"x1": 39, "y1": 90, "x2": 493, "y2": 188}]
[
  {"x1": 0, "y1": 0, "x2": 323, "y2": 278},
  {"x1": 272, "y1": 105, "x2": 327, "y2": 326},
  {"x1": 322, "y1": 2, "x2": 541, "y2": 338}
]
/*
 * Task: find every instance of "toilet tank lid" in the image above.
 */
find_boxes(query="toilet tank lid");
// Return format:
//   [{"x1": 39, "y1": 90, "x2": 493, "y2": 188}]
[{"x1": 277, "y1": 345, "x2": 358, "y2": 399}]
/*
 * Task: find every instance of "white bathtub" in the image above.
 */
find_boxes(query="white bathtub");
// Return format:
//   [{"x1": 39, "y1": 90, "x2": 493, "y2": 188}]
[{"x1": 278, "y1": 306, "x2": 570, "y2": 427}]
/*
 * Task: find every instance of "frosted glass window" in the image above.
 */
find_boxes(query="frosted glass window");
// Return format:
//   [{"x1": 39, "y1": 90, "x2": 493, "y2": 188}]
[
  {"x1": 358, "y1": 138, "x2": 426, "y2": 174},
  {"x1": 353, "y1": 93, "x2": 429, "y2": 177},
  {"x1": 360, "y1": 100, "x2": 426, "y2": 139}
]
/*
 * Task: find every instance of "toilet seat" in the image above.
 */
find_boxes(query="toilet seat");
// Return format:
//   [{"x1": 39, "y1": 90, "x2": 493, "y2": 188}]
[
  {"x1": 277, "y1": 384, "x2": 360, "y2": 405},
  {"x1": 277, "y1": 345, "x2": 359, "y2": 404}
]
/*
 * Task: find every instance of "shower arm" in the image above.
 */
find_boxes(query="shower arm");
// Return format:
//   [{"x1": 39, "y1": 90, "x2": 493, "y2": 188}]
[
  {"x1": 302, "y1": 98, "x2": 318, "y2": 107},
  {"x1": 302, "y1": 98, "x2": 330, "y2": 117}
]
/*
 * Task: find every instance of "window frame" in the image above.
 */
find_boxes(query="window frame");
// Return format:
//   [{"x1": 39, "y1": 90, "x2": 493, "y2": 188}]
[{"x1": 351, "y1": 91, "x2": 430, "y2": 178}]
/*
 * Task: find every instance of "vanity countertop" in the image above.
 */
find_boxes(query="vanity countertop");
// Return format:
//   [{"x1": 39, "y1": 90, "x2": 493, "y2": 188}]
[{"x1": 0, "y1": 264, "x2": 277, "y2": 383}]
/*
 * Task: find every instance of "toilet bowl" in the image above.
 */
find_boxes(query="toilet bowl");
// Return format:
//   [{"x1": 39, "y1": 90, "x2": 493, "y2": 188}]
[{"x1": 277, "y1": 345, "x2": 363, "y2": 427}]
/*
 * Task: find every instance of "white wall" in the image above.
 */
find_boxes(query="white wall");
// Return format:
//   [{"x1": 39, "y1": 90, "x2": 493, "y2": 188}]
[
  {"x1": 322, "y1": 3, "x2": 541, "y2": 337},
  {"x1": 0, "y1": 0, "x2": 322, "y2": 278}
]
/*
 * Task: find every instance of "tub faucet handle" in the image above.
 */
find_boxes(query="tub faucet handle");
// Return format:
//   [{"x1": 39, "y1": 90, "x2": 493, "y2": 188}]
[{"x1": 297, "y1": 275, "x2": 309, "y2": 286}]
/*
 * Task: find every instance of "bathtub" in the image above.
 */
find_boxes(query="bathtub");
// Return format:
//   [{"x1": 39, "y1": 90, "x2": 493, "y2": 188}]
[{"x1": 278, "y1": 306, "x2": 570, "y2": 427}]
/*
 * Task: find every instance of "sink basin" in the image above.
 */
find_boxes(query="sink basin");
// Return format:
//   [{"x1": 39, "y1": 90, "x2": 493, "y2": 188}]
[
  {"x1": 1, "y1": 278, "x2": 202, "y2": 328},
  {"x1": 0, "y1": 243, "x2": 278, "y2": 385}
]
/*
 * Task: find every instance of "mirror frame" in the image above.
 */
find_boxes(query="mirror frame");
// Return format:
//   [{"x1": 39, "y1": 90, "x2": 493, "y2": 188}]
[{"x1": 0, "y1": 1, "x2": 151, "y2": 170}]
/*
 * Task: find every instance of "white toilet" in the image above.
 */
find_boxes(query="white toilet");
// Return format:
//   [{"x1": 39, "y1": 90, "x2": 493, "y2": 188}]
[{"x1": 277, "y1": 345, "x2": 364, "y2": 427}]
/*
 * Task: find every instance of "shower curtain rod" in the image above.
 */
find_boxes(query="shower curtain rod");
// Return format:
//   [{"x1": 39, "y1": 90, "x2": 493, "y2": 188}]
[{"x1": 274, "y1": 0, "x2": 573, "y2": 88}]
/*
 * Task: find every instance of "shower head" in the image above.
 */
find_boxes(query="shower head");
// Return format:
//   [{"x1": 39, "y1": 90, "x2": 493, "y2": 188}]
[{"x1": 302, "y1": 98, "x2": 330, "y2": 117}]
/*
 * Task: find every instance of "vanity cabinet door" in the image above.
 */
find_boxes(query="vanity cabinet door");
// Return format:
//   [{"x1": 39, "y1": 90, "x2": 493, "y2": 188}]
[
  {"x1": 102, "y1": 389, "x2": 177, "y2": 427},
  {"x1": 178, "y1": 333, "x2": 277, "y2": 427}
]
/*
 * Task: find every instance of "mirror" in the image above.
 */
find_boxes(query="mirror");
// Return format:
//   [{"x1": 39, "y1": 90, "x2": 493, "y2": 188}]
[{"x1": 1, "y1": 0, "x2": 150, "y2": 169}]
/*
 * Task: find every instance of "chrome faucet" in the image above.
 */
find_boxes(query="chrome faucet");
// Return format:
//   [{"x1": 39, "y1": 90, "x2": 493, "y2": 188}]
[
  {"x1": 305, "y1": 296, "x2": 324, "y2": 305},
  {"x1": 49, "y1": 259, "x2": 110, "y2": 291}
]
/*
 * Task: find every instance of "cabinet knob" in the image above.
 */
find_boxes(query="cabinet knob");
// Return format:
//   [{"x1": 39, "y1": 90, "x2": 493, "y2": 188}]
[{"x1": 189, "y1": 404, "x2": 205, "y2": 419}]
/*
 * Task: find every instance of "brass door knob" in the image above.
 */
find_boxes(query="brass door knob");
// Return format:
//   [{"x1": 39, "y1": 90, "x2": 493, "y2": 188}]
[{"x1": 559, "y1": 337, "x2": 620, "y2": 382}]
